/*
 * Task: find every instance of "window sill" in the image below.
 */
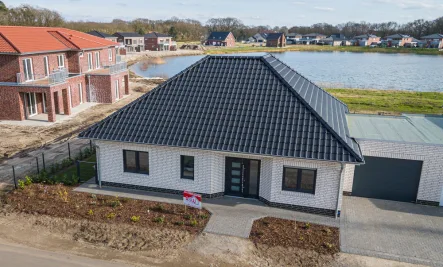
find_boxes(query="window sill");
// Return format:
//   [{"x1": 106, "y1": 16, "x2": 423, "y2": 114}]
[
  {"x1": 180, "y1": 177, "x2": 194, "y2": 181},
  {"x1": 280, "y1": 190, "x2": 315, "y2": 197},
  {"x1": 123, "y1": 171, "x2": 149, "y2": 176}
]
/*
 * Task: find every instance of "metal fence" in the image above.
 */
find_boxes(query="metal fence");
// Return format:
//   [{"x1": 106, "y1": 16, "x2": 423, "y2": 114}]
[{"x1": 0, "y1": 139, "x2": 97, "y2": 189}]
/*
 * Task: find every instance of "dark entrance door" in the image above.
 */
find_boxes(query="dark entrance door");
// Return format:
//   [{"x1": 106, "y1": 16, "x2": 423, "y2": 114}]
[
  {"x1": 225, "y1": 157, "x2": 260, "y2": 198},
  {"x1": 352, "y1": 156, "x2": 423, "y2": 203}
]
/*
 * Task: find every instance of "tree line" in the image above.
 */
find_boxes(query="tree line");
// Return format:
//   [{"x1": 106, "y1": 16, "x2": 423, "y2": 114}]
[{"x1": 0, "y1": 3, "x2": 442, "y2": 41}]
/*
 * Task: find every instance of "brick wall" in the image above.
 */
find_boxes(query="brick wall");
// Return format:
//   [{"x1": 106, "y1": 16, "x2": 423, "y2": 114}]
[
  {"x1": 79, "y1": 48, "x2": 116, "y2": 73},
  {"x1": 88, "y1": 71, "x2": 128, "y2": 103},
  {"x1": 343, "y1": 140, "x2": 443, "y2": 203},
  {"x1": 96, "y1": 140, "x2": 345, "y2": 212},
  {"x1": 18, "y1": 52, "x2": 68, "y2": 79},
  {"x1": 0, "y1": 55, "x2": 20, "y2": 82},
  {"x1": 0, "y1": 86, "x2": 23, "y2": 120}
]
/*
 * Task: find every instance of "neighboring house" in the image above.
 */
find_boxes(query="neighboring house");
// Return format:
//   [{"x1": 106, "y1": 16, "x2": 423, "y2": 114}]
[
  {"x1": 87, "y1": 30, "x2": 118, "y2": 43},
  {"x1": 421, "y1": 33, "x2": 443, "y2": 48},
  {"x1": 266, "y1": 33, "x2": 286, "y2": 47},
  {"x1": 298, "y1": 33, "x2": 327, "y2": 45},
  {"x1": 385, "y1": 34, "x2": 413, "y2": 47},
  {"x1": 321, "y1": 33, "x2": 348, "y2": 46},
  {"x1": 205, "y1": 32, "x2": 236, "y2": 47},
  {"x1": 253, "y1": 33, "x2": 267, "y2": 43},
  {"x1": 0, "y1": 26, "x2": 129, "y2": 122},
  {"x1": 79, "y1": 54, "x2": 364, "y2": 217},
  {"x1": 346, "y1": 114, "x2": 443, "y2": 207},
  {"x1": 353, "y1": 34, "x2": 381, "y2": 46},
  {"x1": 286, "y1": 32, "x2": 302, "y2": 43},
  {"x1": 144, "y1": 32, "x2": 177, "y2": 51},
  {"x1": 113, "y1": 32, "x2": 145, "y2": 52}
]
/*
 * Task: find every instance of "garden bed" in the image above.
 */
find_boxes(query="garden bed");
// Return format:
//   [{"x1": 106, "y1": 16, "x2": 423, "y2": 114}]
[
  {"x1": 4, "y1": 183, "x2": 210, "y2": 234},
  {"x1": 250, "y1": 217, "x2": 339, "y2": 254}
]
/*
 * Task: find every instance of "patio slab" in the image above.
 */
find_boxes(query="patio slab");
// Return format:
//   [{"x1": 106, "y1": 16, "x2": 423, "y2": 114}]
[{"x1": 74, "y1": 183, "x2": 339, "y2": 238}]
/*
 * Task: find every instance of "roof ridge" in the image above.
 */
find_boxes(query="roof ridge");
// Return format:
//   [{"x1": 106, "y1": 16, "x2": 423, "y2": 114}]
[
  {"x1": 57, "y1": 30, "x2": 114, "y2": 47},
  {"x1": 260, "y1": 54, "x2": 363, "y2": 162}
]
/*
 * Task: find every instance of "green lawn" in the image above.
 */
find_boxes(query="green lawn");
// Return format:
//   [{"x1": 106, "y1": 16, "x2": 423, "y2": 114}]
[
  {"x1": 327, "y1": 89, "x2": 443, "y2": 115},
  {"x1": 204, "y1": 45, "x2": 443, "y2": 56},
  {"x1": 56, "y1": 154, "x2": 97, "y2": 183}
]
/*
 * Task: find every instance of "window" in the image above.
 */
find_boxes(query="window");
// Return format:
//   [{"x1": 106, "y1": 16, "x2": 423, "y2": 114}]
[
  {"x1": 22, "y1": 58, "x2": 33, "y2": 81},
  {"x1": 57, "y1": 54, "x2": 64, "y2": 68},
  {"x1": 95, "y1": 52, "x2": 100, "y2": 69},
  {"x1": 78, "y1": 83, "x2": 83, "y2": 104},
  {"x1": 87, "y1": 53, "x2": 93, "y2": 70},
  {"x1": 123, "y1": 150, "x2": 149, "y2": 174},
  {"x1": 180, "y1": 155, "x2": 194, "y2": 180},
  {"x1": 282, "y1": 167, "x2": 316, "y2": 194},
  {"x1": 43, "y1": 56, "x2": 49, "y2": 77},
  {"x1": 108, "y1": 49, "x2": 112, "y2": 62}
]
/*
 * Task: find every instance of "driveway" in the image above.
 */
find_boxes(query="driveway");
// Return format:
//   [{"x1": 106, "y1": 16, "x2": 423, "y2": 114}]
[{"x1": 341, "y1": 196, "x2": 443, "y2": 267}]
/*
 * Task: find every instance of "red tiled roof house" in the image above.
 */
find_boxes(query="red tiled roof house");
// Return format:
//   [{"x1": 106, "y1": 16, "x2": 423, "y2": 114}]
[{"x1": 0, "y1": 26, "x2": 129, "y2": 122}]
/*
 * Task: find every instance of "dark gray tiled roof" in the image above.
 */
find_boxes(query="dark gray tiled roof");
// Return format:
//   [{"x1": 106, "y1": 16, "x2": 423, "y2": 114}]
[
  {"x1": 80, "y1": 55, "x2": 363, "y2": 163},
  {"x1": 114, "y1": 32, "x2": 142, "y2": 38},
  {"x1": 87, "y1": 30, "x2": 115, "y2": 38},
  {"x1": 144, "y1": 32, "x2": 171, "y2": 38},
  {"x1": 207, "y1": 32, "x2": 232, "y2": 40},
  {"x1": 421, "y1": 33, "x2": 443, "y2": 39},
  {"x1": 266, "y1": 33, "x2": 285, "y2": 40}
]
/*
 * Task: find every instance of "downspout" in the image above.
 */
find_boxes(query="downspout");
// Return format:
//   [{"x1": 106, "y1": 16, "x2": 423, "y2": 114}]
[
  {"x1": 335, "y1": 162, "x2": 345, "y2": 219},
  {"x1": 95, "y1": 143, "x2": 101, "y2": 188}
]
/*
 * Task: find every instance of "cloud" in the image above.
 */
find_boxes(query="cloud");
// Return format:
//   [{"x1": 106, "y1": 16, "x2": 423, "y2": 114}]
[
  {"x1": 373, "y1": 0, "x2": 442, "y2": 10},
  {"x1": 313, "y1": 6, "x2": 335, "y2": 11}
]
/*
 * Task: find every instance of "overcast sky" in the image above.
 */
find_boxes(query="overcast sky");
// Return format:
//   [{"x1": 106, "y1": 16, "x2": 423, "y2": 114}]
[{"x1": 5, "y1": 0, "x2": 443, "y2": 26}]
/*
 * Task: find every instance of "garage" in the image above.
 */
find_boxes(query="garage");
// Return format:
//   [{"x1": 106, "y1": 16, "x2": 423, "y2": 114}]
[{"x1": 352, "y1": 156, "x2": 423, "y2": 202}]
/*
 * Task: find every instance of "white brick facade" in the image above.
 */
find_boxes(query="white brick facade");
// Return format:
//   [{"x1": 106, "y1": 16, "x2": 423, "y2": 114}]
[
  {"x1": 343, "y1": 140, "x2": 443, "y2": 203},
  {"x1": 96, "y1": 140, "x2": 352, "y2": 212}
]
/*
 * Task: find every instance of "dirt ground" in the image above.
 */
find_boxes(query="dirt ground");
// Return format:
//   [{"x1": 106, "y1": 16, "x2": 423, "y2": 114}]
[{"x1": 0, "y1": 79, "x2": 164, "y2": 160}]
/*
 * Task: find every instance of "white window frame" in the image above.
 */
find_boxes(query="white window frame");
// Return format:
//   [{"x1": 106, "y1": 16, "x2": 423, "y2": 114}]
[
  {"x1": 26, "y1": 92, "x2": 37, "y2": 116},
  {"x1": 68, "y1": 86, "x2": 72, "y2": 108},
  {"x1": 57, "y1": 54, "x2": 64, "y2": 68},
  {"x1": 108, "y1": 49, "x2": 112, "y2": 62},
  {"x1": 115, "y1": 80, "x2": 119, "y2": 100},
  {"x1": 78, "y1": 83, "x2": 83, "y2": 104},
  {"x1": 42, "y1": 93, "x2": 47, "y2": 113},
  {"x1": 95, "y1": 51, "x2": 100, "y2": 69},
  {"x1": 43, "y1": 56, "x2": 49, "y2": 77},
  {"x1": 87, "y1": 53, "x2": 93, "y2": 70},
  {"x1": 22, "y1": 58, "x2": 34, "y2": 81}
]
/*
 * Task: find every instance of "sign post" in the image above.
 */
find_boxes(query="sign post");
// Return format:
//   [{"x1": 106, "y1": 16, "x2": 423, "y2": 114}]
[{"x1": 183, "y1": 191, "x2": 202, "y2": 210}]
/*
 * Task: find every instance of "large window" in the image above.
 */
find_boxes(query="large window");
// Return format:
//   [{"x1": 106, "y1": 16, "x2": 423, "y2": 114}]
[
  {"x1": 108, "y1": 49, "x2": 112, "y2": 62},
  {"x1": 87, "y1": 53, "x2": 93, "y2": 70},
  {"x1": 282, "y1": 167, "x2": 316, "y2": 194},
  {"x1": 180, "y1": 155, "x2": 194, "y2": 180},
  {"x1": 123, "y1": 150, "x2": 149, "y2": 175},
  {"x1": 22, "y1": 58, "x2": 33, "y2": 81},
  {"x1": 57, "y1": 54, "x2": 64, "y2": 68},
  {"x1": 43, "y1": 56, "x2": 49, "y2": 77},
  {"x1": 95, "y1": 52, "x2": 100, "y2": 69}
]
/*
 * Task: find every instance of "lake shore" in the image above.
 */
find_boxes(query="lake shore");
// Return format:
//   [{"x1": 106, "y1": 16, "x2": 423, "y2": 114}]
[{"x1": 204, "y1": 45, "x2": 443, "y2": 56}]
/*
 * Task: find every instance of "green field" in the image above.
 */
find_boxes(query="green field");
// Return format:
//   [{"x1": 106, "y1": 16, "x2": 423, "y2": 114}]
[
  {"x1": 204, "y1": 45, "x2": 443, "y2": 56},
  {"x1": 327, "y1": 89, "x2": 443, "y2": 115}
]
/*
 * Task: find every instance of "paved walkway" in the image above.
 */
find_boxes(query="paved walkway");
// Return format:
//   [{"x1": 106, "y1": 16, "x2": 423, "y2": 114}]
[
  {"x1": 341, "y1": 196, "x2": 443, "y2": 267},
  {"x1": 75, "y1": 183, "x2": 339, "y2": 238}
]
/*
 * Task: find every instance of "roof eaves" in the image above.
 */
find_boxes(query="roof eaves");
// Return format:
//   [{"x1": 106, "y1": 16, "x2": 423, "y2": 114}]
[{"x1": 260, "y1": 54, "x2": 363, "y2": 162}]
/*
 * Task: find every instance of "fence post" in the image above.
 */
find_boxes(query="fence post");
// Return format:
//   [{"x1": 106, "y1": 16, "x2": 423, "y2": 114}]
[
  {"x1": 42, "y1": 153, "x2": 46, "y2": 171},
  {"x1": 90, "y1": 140, "x2": 92, "y2": 151},
  {"x1": 76, "y1": 160, "x2": 81, "y2": 183},
  {"x1": 12, "y1": 166, "x2": 17, "y2": 189},
  {"x1": 36, "y1": 157, "x2": 40, "y2": 174},
  {"x1": 68, "y1": 142, "x2": 71, "y2": 160},
  {"x1": 94, "y1": 163, "x2": 98, "y2": 185}
]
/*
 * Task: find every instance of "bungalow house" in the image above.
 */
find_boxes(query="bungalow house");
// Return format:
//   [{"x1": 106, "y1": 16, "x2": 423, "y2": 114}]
[
  {"x1": 321, "y1": 33, "x2": 348, "y2": 46},
  {"x1": 345, "y1": 114, "x2": 443, "y2": 207},
  {"x1": 113, "y1": 32, "x2": 145, "y2": 52},
  {"x1": 353, "y1": 34, "x2": 381, "y2": 46},
  {"x1": 298, "y1": 33, "x2": 327, "y2": 45},
  {"x1": 266, "y1": 33, "x2": 286, "y2": 47},
  {"x1": 87, "y1": 31, "x2": 118, "y2": 43},
  {"x1": 286, "y1": 32, "x2": 302, "y2": 43},
  {"x1": 144, "y1": 32, "x2": 177, "y2": 51},
  {"x1": 421, "y1": 34, "x2": 443, "y2": 49},
  {"x1": 205, "y1": 32, "x2": 235, "y2": 47},
  {"x1": 252, "y1": 33, "x2": 267, "y2": 43},
  {"x1": 385, "y1": 34, "x2": 413, "y2": 47},
  {"x1": 79, "y1": 54, "x2": 364, "y2": 217},
  {"x1": 0, "y1": 26, "x2": 129, "y2": 122}
]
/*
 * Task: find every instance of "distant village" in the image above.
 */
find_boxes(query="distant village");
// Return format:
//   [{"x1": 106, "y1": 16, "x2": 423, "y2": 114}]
[{"x1": 88, "y1": 30, "x2": 443, "y2": 53}]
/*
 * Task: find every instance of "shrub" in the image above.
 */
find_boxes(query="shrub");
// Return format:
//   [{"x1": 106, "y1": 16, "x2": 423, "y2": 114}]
[
  {"x1": 304, "y1": 223, "x2": 311, "y2": 229},
  {"x1": 91, "y1": 194, "x2": 97, "y2": 199},
  {"x1": 323, "y1": 228, "x2": 332, "y2": 235},
  {"x1": 17, "y1": 180, "x2": 25, "y2": 190},
  {"x1": 174, "y1": 221, "x2": 184, "y2": 226},
  {"x1": 299, "y1": 236, "x2": 304, "y2": 241},
  {"x1": 153, "y1": 216, "x2": 164, "y2": 223},
  {"x1": 153, "y1": 203, "x2": 164, "y2": 212},
  {"x1": 58, "y1": 189, "x2": 69, "y2": 202},
  {"x1": 184, "y1": 214, "x2": 192, "y2": 220},
  {"x1": 199, "y1": 214, "x2": 208, "y2": 219},
  {"x1": 131, "y1": 216, "x2": 140, "y2": 222},
  {"x1": 61, "y1": 158, "x2": 73, "y2": 169},
  {"x1": 107, "y1": 213, "x2": 116, "y2": 219},
  {"x1": 189, "y1": 219, "x2": 198, "y2": 227},
  {"x1": 109, "y1": 196, "x2": 122, "y2": 208},
  {"x1": 24, "y1": 176, "x2": 33, "y2": 186},
  {"x1": 324, "y1": 242, "x2": 333, "y2": 249},
  {"x1": 88, "y1": 209, "x2": 94, "y2": 216}
]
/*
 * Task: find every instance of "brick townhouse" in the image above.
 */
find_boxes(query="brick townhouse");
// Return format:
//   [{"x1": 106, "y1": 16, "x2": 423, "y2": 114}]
[{"x1": 0, "y1": 26, "x2": 129, "y2": 122}]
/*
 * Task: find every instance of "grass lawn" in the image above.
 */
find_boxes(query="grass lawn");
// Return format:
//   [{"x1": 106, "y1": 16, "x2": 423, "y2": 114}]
[
  {"x1": 204, "y1": 45, "x2": 443, "y2": 56},
  {"x1": 327, "y1": 89, "x2": 443, "y2": 115},
  {"x1": 56, "y1": 154, "x2": 97, "y2": 183}
]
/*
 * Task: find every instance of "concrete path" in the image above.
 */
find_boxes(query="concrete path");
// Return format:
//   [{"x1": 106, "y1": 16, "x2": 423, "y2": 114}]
[
  {"x1": 75, "y1": 183, "x2": 339, "y2": 238},
  {"x1": 341, "y1": 196, "x2": 443, "y2": 267},
  {"x1": 0, "y1": 240, "x2": 130, "y2": 267}
]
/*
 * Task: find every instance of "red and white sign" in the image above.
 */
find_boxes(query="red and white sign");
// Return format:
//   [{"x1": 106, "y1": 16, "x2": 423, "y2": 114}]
[{"x1": 183, "y1": 191, "x2": 202, "y2": 209}]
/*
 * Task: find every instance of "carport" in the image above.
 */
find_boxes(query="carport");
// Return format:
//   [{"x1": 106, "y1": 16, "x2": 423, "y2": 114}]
[{"x1": 345, "y1": 114, "x2": 443, "y2": 206}]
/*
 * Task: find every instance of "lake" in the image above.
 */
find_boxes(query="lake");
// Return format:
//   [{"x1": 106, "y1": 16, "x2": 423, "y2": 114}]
[{"x1": 130, "y1": 52, "x2": 443, "y2": 92}]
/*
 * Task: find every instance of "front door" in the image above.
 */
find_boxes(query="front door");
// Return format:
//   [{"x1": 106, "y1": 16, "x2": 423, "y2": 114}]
[
  {"x1": 26, "y1": 92, "x2": 37, "y2": 116},
  {"x1": 225, "y1": 157, "x2": 260, "y2": 198}
]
